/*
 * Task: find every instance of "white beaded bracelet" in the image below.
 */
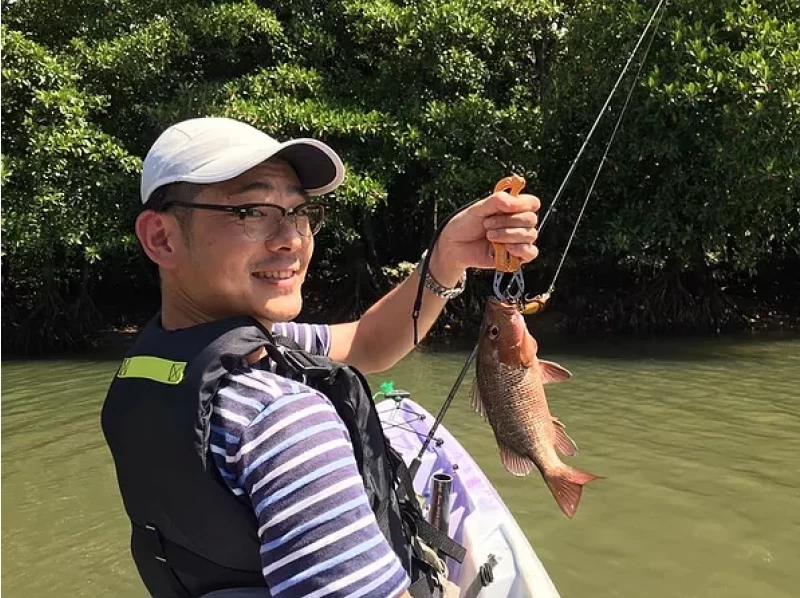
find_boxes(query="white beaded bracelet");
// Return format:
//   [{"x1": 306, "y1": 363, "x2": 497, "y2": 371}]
[{"x1": 416, "y1": 250, "x2": 467, "y2": 300}]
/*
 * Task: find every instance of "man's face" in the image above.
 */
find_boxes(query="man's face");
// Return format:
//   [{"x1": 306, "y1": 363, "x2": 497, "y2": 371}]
[{"x1": 168, "y1": 159, "x2": 314, "y2": 325}]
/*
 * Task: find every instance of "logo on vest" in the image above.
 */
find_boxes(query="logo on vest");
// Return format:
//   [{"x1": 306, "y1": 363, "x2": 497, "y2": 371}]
[{"x1": 168, "y1": 363, "x2": 185, "y2": 383}]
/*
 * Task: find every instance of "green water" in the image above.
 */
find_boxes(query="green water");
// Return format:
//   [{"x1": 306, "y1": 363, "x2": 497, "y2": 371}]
[{"x1": 3, "y1": 333, "x2": 799, "y2": 597}]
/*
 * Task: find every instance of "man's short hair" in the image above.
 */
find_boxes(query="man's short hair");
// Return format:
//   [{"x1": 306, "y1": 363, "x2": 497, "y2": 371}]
[{"x1": 143, "y1": 182, "x2": 202, "y2": 238}]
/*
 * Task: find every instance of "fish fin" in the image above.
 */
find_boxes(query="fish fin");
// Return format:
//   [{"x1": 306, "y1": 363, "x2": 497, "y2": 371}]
[
  {"x1": 470, "y1": 380, "x2": 487, "y2": 419},
  {"x1": 544, "y1": 466, "x2": 601, "y2": 518},
  {"x1": 540, "y1": 360, "x2": 572, "y2": 384},
  {"x1": 499, "y1": 443, "x2": 536, "y2": 477},
  {"x1": 552, "y1": 417, "x2": 579, "y2": 456}
]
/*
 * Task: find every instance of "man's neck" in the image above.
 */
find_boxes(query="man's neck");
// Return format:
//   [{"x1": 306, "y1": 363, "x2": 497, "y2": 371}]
[
  {"x1": 159, "y1": 301, "x2": 214, "y2": 331},
  {"x1": 159, "y1": 301, "x2": 274, "y2": 335},
  {"x1": 159, "y1": 303, "x2": 272, "y2": 366}
]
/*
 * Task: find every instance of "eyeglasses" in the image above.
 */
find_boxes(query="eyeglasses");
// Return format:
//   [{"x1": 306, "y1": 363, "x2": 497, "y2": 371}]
[{"x1": 164, "y1": 201, "x2": 326, "y2": 242}]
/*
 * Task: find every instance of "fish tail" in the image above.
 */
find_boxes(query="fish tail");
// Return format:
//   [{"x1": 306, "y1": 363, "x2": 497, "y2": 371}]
[{"x1": 544, "y1": 465, "x2": 601, "y2": 518}]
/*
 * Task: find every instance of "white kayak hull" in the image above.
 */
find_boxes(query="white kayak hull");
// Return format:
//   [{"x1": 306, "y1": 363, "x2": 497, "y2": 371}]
[{"x1": 377, "y1": 397, "x2": 560, "y2": 598}]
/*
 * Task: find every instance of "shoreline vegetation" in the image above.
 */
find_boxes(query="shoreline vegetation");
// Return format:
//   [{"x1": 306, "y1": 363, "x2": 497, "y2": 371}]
[
  {"x1": 77, "y1": 304, "x2": 800, "y2": 364},
  {"x1": 3, "y1": 1, "x2": 798, "y2": 357},
  {"x1": 4, "y1": 242, "x2": 800, "y2": 358},
  {"x1": 12, "y1": 260, "x2": 798, "y2": 361}
]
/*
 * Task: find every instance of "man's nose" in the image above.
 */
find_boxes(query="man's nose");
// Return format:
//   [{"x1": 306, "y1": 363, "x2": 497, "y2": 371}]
[{"x1": 265, "y1": 218, "x2": 304, "y2": 252}]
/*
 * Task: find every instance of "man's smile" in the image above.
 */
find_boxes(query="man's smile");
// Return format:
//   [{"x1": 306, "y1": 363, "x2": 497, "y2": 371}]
[{"x1": 252, "y1": 270, "x2": 297, "y2": 280}]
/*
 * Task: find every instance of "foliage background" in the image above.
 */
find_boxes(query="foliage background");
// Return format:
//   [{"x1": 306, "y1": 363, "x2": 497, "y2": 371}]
[{"x1": 2, "y1": 0, "x2": 799, "y2": 354}]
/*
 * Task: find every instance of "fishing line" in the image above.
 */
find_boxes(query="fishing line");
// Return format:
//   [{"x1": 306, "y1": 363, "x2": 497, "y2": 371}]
[
  {"x1": 538, "y1": 0, "x2": 668, "y2": 235},
  {"x1": 382, "y1": 421, "x2": 440, "y2": 444},
  {"x1": 545, "y1": 0, "x2": 666, "y2": 295},
  {"x1": 413, "y1": 0, "x2": 668, "y2": 343},
  {"x1": 408, "y1": 1, "x2": 668, "y2": 479}
]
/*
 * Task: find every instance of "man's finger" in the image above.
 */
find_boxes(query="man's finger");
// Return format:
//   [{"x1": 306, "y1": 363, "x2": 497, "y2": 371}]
[
  {"x1": 491, "y1": 191, "x2": 541, "y2": 214},
  {"x1": 486, "y1": 227, "x2": 539, "y2": 245},
  {"x1": 471, "y1": 192, "x2": 541, "y2": 218},
  {"x1": 484, "y1": 212, "x2": 538, "y2": 230},
  {"x1": 507, "y1": 242, "x2": 539, "y2": 263}
]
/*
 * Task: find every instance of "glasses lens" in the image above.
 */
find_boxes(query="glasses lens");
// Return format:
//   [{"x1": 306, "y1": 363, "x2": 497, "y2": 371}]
[
  {"x1": 242, "y1": 204, "x2": 325, "y2": 241},
  {"x1": 299, "y1": 204, "x2": 325, "y2": 236},
  {"x1": 243, "y1": 205, "x2": 282, "y2": 241}
]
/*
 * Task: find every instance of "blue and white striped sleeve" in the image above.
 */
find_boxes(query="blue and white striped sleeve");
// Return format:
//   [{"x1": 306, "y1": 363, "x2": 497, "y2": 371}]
[
  {"x1": 210, "y1": 368, "x2": 410, "y2": 597},
  {"x1": 271, "y1": 321, "x2": 331, "y2": 357}
]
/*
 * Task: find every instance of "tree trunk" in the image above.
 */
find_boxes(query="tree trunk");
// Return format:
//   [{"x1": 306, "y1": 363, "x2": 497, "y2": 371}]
[
  {"x1": 534, "y1": 38, "x2": 547, "y2": 102},
  {"x1": 432, "y1": 194, "x2": 439, "y2": 235}
]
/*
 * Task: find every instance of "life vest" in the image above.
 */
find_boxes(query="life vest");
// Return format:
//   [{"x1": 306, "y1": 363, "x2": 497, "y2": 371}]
[{"x1": 101, "y1": 315, "x2": 464, "y2": 597}]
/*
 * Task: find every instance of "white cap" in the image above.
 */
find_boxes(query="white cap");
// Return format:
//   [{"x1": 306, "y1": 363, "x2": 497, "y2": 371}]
[{"x1": 140, "y1": 117, "x2": 345, "y2": 204}]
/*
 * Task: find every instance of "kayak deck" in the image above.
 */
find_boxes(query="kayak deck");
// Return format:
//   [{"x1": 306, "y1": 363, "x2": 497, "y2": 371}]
[{"x1": 376, "y1": 396, "x2": 560, "y2": 598}]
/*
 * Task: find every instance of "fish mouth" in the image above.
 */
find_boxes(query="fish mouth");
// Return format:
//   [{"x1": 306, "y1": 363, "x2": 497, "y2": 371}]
[
  {"x1": 486, "y1": 296, "x2": 520, "y2": 314},
  {"x1": 485, "y1": 296, "x2": 527, "y2": 353}
]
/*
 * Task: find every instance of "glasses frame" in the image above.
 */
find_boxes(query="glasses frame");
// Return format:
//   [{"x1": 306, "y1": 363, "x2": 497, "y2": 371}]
[{"x1": 163, "y1": 200, "x2": 326, "y2": 241}]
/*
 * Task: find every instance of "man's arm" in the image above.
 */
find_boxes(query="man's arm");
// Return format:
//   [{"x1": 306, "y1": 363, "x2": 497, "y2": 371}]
[
  {"x1": 211, "y1": 369, "x2": 411, "y2": 596},
  {"x1": 329, "y1": 190, "x2": 540, "y2": 374},
  {"x1": 329, "y1": 247, "x2": 458, "y2": 373}
]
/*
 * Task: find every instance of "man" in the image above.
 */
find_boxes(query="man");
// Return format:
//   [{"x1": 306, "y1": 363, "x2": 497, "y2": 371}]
[{"x1": 101, "y1": 117, "x2": 540, "y2": 597}]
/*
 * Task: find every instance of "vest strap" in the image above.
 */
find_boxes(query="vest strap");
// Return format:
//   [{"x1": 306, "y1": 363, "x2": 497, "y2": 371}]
[
  {"x1": 266, "y1": 343, "x2": 334, "y2": 379},
  {"x1": 388, "y1": 447, "x2": 467, "y2": 564},
  {"x1": 415, "y1": 518, "x2": 466, "y2": 564}
]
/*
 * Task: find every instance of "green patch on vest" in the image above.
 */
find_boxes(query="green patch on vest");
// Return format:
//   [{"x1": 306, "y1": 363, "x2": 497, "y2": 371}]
[{"x1": 117, "y1": 356, "x2": 186, "y2": 385}]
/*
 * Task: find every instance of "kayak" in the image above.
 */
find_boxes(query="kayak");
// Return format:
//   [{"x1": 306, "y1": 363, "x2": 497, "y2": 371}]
[{"x1": 376, "y1": 393, "x2": 561, "y2": 598}]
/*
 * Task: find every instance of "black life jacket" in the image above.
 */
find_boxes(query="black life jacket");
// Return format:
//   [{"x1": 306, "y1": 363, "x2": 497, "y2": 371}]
[{"x1": 101, "y1": 315, "x2": 463, "y2": 597}]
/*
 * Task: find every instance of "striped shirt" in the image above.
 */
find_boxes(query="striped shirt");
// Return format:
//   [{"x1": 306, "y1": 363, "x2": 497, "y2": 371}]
[{"x1": 209, "y1": 322, "x2": 410, "y2": 597}]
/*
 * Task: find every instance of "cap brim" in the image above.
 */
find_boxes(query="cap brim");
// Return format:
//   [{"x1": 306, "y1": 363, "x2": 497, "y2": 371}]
[
  {"x1": 273, "y1": 139, "x2": 344, "y2": 196},
  {"x1": 146, "y1": 138, "x2": 345, "y2": 200}
]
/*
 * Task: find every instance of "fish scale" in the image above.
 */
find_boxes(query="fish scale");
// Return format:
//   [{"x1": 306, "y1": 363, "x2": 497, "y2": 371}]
[{"x1": 471, "y1": 297, "x2": 601, "y2": 518}]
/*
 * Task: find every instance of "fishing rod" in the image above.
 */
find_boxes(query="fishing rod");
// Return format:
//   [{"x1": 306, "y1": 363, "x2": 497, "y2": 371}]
[
  {"x1": 407, "y1": 343, "x2": 479, "y2": 480},
  {"x1": 408, "y1": 0, "x2": 668, "y2": 482},
  {"x1": 537, "y1": 0, "x2": 669, "y2": 236},
  {"x1": 544, "y1": 1, "x2": 667, "y2": 297}
]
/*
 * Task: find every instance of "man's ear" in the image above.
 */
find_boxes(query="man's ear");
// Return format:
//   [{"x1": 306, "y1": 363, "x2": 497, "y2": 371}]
[{"x1": 135, "y1": 211, "x2": 182, "y2": 270}]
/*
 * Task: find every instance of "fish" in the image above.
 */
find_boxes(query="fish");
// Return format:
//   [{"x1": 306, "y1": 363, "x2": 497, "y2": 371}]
[{"x1": 471, "y1": 296, "x2": 600, "y2": 518}]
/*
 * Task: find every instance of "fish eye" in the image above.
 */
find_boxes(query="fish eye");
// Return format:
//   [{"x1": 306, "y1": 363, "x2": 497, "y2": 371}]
[{"x1": 487, "y1": 325, "x2": 500, "y2": 339}]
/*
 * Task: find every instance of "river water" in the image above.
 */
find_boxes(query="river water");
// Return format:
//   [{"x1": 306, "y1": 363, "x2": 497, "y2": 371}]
[{"x1": 2, "y1": 332, "x2": 799, "y2": 597}]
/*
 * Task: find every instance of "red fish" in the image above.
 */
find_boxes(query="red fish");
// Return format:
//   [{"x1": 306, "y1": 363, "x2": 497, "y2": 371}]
[{"x1": 472, "y1": 297, "x2": 600, "y2": 517}]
